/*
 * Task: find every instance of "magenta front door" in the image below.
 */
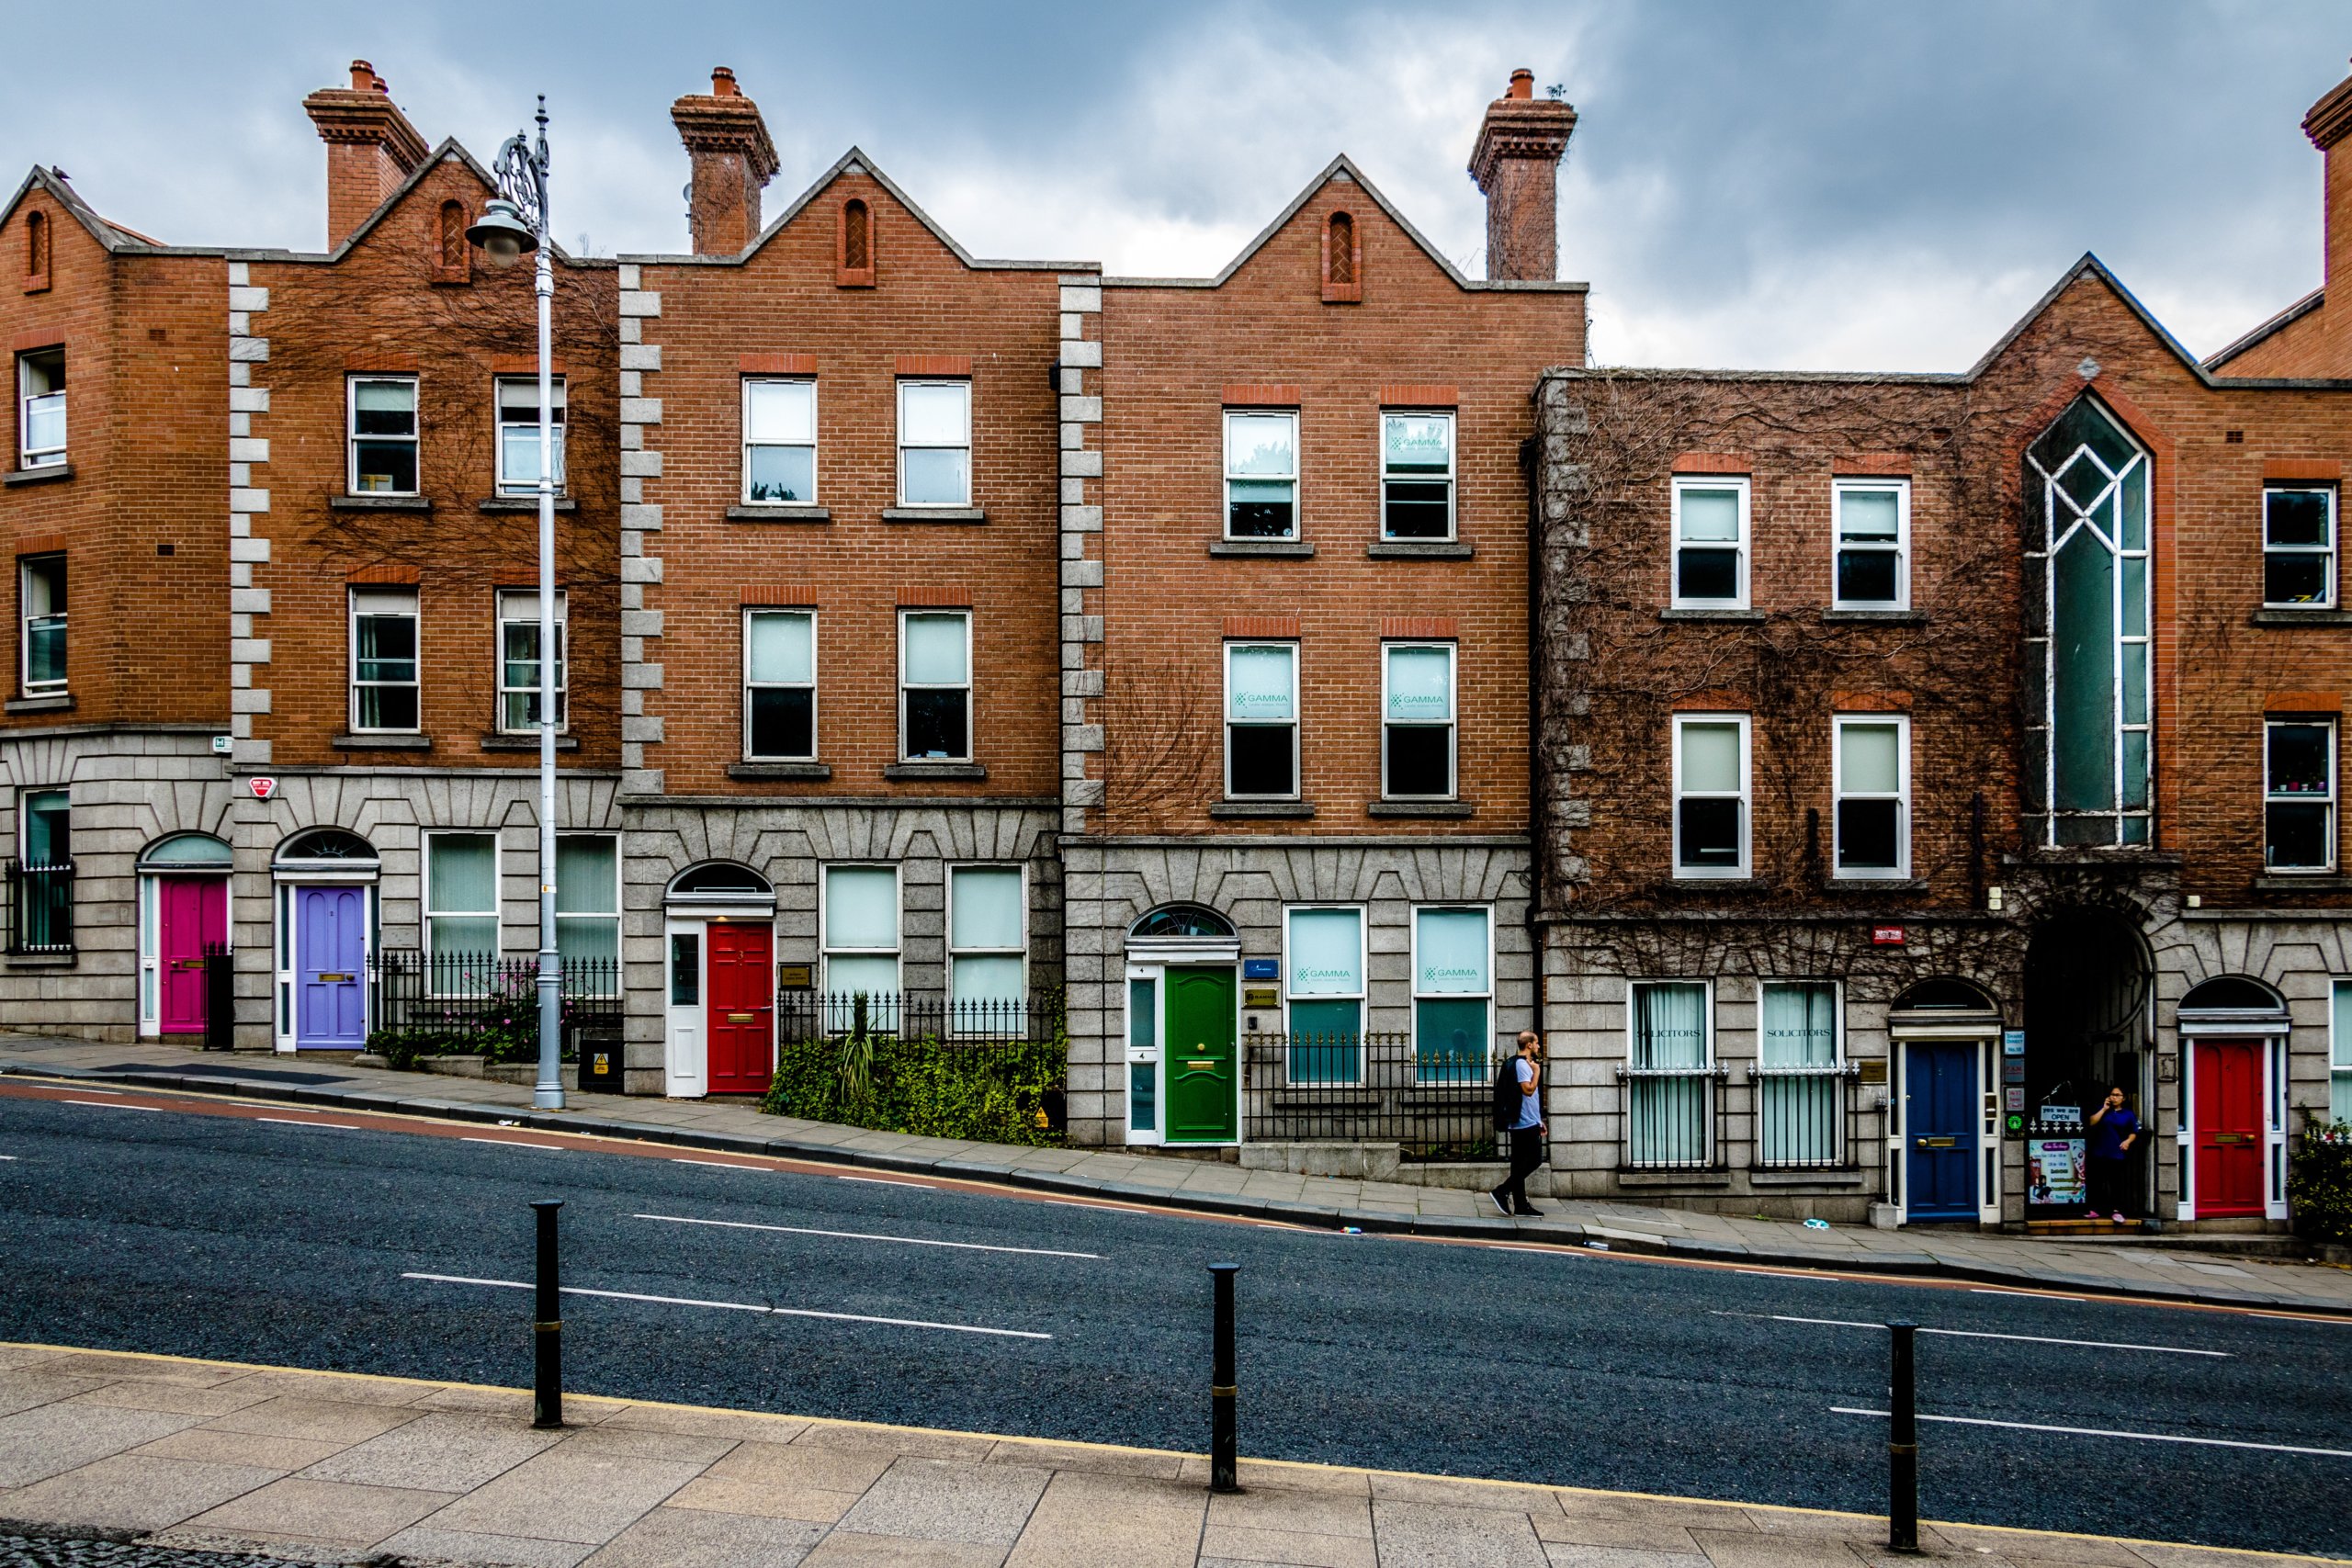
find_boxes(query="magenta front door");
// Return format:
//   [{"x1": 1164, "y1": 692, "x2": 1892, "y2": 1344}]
[{"x1": 157, "y1": 876, "x2": 227, "y2": 1033}]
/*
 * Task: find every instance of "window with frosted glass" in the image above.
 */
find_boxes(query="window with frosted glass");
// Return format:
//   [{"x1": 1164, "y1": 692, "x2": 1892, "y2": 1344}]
[
  {"x1": 1629, "y1": 981, "x2": 1710, "y2": 1168},
  {"x1": 1224, "y1": 411, "x2": 1297, "y2": 538},
  {"x1": 1834, "y1": 717, "x2": 1906, "y2": 877},
  {"x1": 1413, "y1": 907, "x2": 1488, "y2": 1083},
  {"x1": 744, "y1": 378, "x2": 816, "y2": 503},
  {"x1": 1672, "y1": 479, "x2": 1747, "y2": 607},
  {"x1": 555, "y1": 835, "x2": 618, "y2": 988},
  {"x1": 949, "y1": 865, "x2": 1025, "y2": 1028},
  {"x1": 2265, "y1": 717, "x2": 2335, "y2": 872},
  {"x1": 1674, "y1": 716, "x2": 1747, "y2": 875},
  {"x1": 347, "y1": 376, "x2": 418, "y2": 494},
  {"x1": 2025, "y1": 396, "x2": 2151, "y2": 846},
  {"x1": 1381, "y1": 412, "x2": 1454, "y2": 539},
  {"x1": 425, "y1": 832, "x2": 498, "y2": 976},
  {"x1": 2333, "y1": 981, "x2": 2352, "y2": 1123},
  {"x1": 1758, "y1": 982, "x2": 1840, "y2": 1167},
  {"x1": 1226, "y1": 642, "x2": 1297, "y2": 797},
  {"x1": 494, "y1": 376, "x2": 566, "y2": 495},
  {"x1": 1383, "y1": 643, "x2": 1454, "y2": 798},
  {"x1": 17, "y1": 349, "x2": 63, "y2": 469},
  {"x1": 898, "y1": 380, "x2": 971, "y2": 506},
  {"x1": 18, "y1": 553, "x2": 63, "y2": 694},
  {"x1": 899, "y1": 611, "x2": 970, "y2": 760},
  {"x1": 1833, "y1": 479, "x2": 1906, "y2": 608},
  {"x1": 745, "y1": 610, "x2": 816, "y2": 759},
  {"x1": 349, "y1": 588, "x2": 419, "y2": 731},
  {"x1": 497, "y1": 590, "x2": 567, "y2": 733},
  {"x1": 2263, "y1": 488, "x2": 2335, "y2": 608},
  {"x1": 822, "y1": 864, "x2": 899, "y2": 1003},
  {"x1": 1285, "y1": 906, "x2": 1363, "y2": 1084},
  {"x1": 1127, "y1": 976, "x2": 1159, "y2": 1136}
]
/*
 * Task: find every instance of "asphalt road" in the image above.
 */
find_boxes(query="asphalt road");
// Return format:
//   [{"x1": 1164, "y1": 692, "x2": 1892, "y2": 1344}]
[{"x1": 2, "y1": 1086, "x2": 2346, "y2": 1557}]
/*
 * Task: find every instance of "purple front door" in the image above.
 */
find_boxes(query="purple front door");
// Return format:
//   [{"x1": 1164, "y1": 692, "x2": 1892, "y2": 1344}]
[
  {"x1": 158, "y1": 876, "x2": 227, "y2": 1033},
  {"x1": 296, "y1": 885, "x2": 368, "y2": 1049}
]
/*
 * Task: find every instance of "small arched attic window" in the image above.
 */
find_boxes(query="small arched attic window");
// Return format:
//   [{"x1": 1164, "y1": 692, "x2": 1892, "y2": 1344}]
[
  {"x1": 433, "y1": 198, "x2": 471, "y2": 285},
  {"x1": 1321, "y1": 209, "x2": 1360, "y2": 303},
  {"x1": 25, "y1": 209, "x2": 51, "y2": 292},
  {"x1": 836, "y1": 197, "x2": 874, "y2": 288}
]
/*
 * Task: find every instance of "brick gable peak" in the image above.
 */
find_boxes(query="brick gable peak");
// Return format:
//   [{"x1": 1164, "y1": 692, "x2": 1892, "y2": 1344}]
[
  {"x1": 1965, "y1": 252, "x2": 2221, "y2": 389},
  {"x1": 0, "y1": 165, "x2": 171, "y2": 256}
]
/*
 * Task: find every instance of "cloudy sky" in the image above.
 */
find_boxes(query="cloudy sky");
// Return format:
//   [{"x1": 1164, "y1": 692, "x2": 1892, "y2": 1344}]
[{"x1": 2, "y1": 1, "x2": 2341, "y2": 368}]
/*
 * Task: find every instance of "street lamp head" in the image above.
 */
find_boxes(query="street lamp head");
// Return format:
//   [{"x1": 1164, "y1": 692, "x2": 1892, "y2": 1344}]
[{"x1": 466, "y1": 198, "x2": 537, "y2": 267}]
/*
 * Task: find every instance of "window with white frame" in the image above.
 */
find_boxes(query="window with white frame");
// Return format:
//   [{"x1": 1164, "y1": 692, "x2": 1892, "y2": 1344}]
[
  {"x1": 17, "y1": 787, "x2": 70, "y2": 953},
  {"x1": 347, "y1": 376, "x2": 419, "y2": 494},
  {"x1": 948, "y1": 865, "x2": 1025, "y2": 1028},
  {"x1": 821, "y1": 864, "x2": 900, "y2": 1007},
  {"x1": 2264, "y1": 487, "x2": 2336, "y2": 609},
  {"x1": 17, "y1": 349, "x2": 63, "y2": 469},
  {"x1": 1126, "y1": 974, "x2": 1159, "y2": 1138},
  {"x1": 1757, "y1": 981, "x2": 1840, "y2": 1168},
  {"x1": 899, "y1": 610, "x2": 970, "y2": 761},
  {"x1": 744, "y1": 608, "x2": 816, "y2": 760},
  {"x1": 1671, "y1": 477, "x2": 1747, "y2": 608},
  {"x1": 18, "y1": 554, "x2": 63, "y2": 695},
  {"x1": 1285, "y1": 905, "x2": 1363, "y2": 1084},
  {"x1": 494, "y1": 376, "x2": 566, "y2": 496},
  {"x1": 1383, "y1": 642, "x2": 1454, "y2": 799},
  {"x1": 1413, "y1": 906, "x2": 1489, "y2": 1083},
  {"x1": 1628, "y1": 980, "x2": 1712, "y2": 1168},
  {"x1": 1673, "y1": 715, "x2": 1748, "y2": 877},
  {"x1": 898, "y1": 380, "x2": 971, "y2": 506},
  {"x1": 1226, "y1": 642, "x2": 1298, "y2": 798},
  {"x1": 1834, "y1": 716, "x2": 1909, "y2": 878},
  {"x1": 1224, "y1": 410, "x2": 1297, "y2": 538},
  {"x1": 743, "y1": 378, "x2": 816, "y2": 503},
  {"x1": 1833, "y1": 479, "x2": 1907, "y2": 608},
  {"x1": 496, "y1": 590, "x2": 566, "y2": 734},
  {"x1": 554, "y1": 834, "x2": 618, "y2": 988},
  {"x1": 349, "y1": 588, "x2": 420, "y2": 732},
  {"x1": 2266, "y1": 716, "x2": 2336, "y2": 873},
  {"x1": 424, "y1": 831, "x2": 498, "y2": 969},
  {"x1": 1381, "y1": 411, "x2": 1454, "y2": 539},
  {"x1": 2332, "y1": 979, "x2": 2352, "y2": 1122}
]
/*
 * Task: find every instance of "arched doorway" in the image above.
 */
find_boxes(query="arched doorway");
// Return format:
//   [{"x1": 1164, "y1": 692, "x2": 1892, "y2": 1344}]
[
  {"x1": 662, "y1": 862, "x2": 776, "y2": 1098},
  {"x1": 272, "y1": 829, "x2": 381, "y2": 1053},
  {"x1": 1123, "y1": 903, "x2": 1241, "y2": 1147},
  {"x1": 2177, "y1": 976, "x2": 2289, "y2": 1222},
  {"x1": 2022, "y1": 907, "x2": 2151, "y2": 1220},
  {"x1": 137, "y1": 832, "x2": 232, "y2": 1037},
  {"x1": 1888, "y1": 977, "x2": 2005, "y2": 1224}
]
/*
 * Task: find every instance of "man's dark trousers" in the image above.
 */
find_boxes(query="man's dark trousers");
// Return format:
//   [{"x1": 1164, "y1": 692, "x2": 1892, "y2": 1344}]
[{"x1": 1496, "y1": 1125, "x2": 1544, "y2": 1213}]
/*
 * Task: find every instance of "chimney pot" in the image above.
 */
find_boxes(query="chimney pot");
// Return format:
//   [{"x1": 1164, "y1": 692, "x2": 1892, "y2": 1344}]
[
  {"x1": 1509, "y1": 68, "x2": 1533, "y2": 99},
  {"x1": 713, "y1": 66, "x2": 739, "y2": 96},
  {"x1": 373, "y1": 74, "x2": 389, "y2": 94},
  {"x1": 1468, "y1": 73, "x2": 1577, "y2": 281},
  {"x1": 305, "y1": 62, "x2": 430, "y2": 248},
  {"x1": 349, "y1": 59, "x2": 373, "y2": 90}
]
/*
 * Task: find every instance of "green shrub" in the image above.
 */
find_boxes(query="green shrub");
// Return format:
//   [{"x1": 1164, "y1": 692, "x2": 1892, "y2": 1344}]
[
  {"x1": 762, "y1": 1033, "x2": 1066, "y2": 1146},
  {"x1": 2289, "y1": 1119, "x2": 2352, "y2": 1243}
]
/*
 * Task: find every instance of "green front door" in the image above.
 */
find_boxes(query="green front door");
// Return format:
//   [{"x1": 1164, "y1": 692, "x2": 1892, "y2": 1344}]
[{"x1": 1165, "y1": 965, "x2": 1238, "y2": 1143}]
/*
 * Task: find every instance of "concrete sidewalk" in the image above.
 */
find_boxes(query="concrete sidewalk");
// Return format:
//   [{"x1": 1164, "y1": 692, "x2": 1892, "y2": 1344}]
[
  {"x1": 0, "y1": 1343, "x2": 2324, "y2": 1568},
  {"x1": 6, "y1": 1032, "x2": 2350, "y2": 1315}
]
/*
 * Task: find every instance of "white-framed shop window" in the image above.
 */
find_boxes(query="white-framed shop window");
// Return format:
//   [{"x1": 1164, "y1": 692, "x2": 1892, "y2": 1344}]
[
  {"x1": 1283, "y1": 905, "x2": 1364, "y2": 1085},
  {"x1": 1833, "y1": 715, "x2": 1910, "y2": 878},
  {"x1": 423, "y1": 830, "x2": 499, "y2": 981},
  {"x1": 1411, "y1": 905, "x2": 1490, "y2": 1084},
  {"x1": 1832, "y1": 478, "x2": 1908, "y2": 609},
  {"x1": 554, "y1": 833, "x2": 619, "y2": 991},
  {"x1": 898, "y1": 380, "x2": 971, "y2": 507},
  {"x1": 820, "y1": 863, "x2": 900, "y2": 1007},
  {"x1": 1225, "y1": 641, "x2": 1299, "y2": 799},
  {"x1": 494, "y1": 375, "x2": 566, "y2": 495},
  {"x1": 1627, "y1": 979, "x2": 1713, "y2": 1168},
  {"x1": 347, "y1": 375, "x2": 419, "y2": 494},
  {"x1": 2265, "y1": 716, "x2": 2336, "y2": 873},
  {"x1": 496, "y1": 590, "x2": 567, "y2": 734},
  {"x1": 1757, "y1": 981, "x2": 1841, "y2": 1168},
  {"x1": 349, "y1": 587, "x2": 420, "y2": 733},
  {"x1": 1380, "y1": 410, "x2": 1454, "y2": 540},
  {"x1": 744, "y1": 608, "x2": 817, "y2": 760},
  {"x1": 1673, "y1": 714, "x2": 1749, "y2": 878},
  {"x1": 948, "y1": 864, "x2": 1025, "y2": 1030},
  {"x1": 1671, "y1": 476, "x2": 1748, "y2": 608},
  {"x1": 1224, "y1": 409, "x2": 1298, "y2": 539},
  {"x1": 1382, "y1": 641, "x2": 1455, "y2": 799},
  {"x1": 743, "y1": 378, "x2": 817, "y2": 504},
  {"x1": 899, "y1": 609, "x2": 971, "y2": 761},
  {"x1": 2263, "y1": 486, "x2": 2336, "y2": 609}
]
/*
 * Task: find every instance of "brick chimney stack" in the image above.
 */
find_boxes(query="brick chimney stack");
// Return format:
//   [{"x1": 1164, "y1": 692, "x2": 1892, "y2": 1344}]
[
  {"x1": 1467, "y1": 68, "x2": 1577, "y2": 282},
  {"x1": 301, "y1": 59, "x2": 430, "y2": 250},
  {"x1": 2302, "y1": 59, "x2": 2352, "y2": 362},
  {"x1": 671, "y1": 66, "x2": 781, "y2": 256}
]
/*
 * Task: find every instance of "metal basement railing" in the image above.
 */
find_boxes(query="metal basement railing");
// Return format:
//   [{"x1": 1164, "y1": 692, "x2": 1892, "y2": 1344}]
[
  {"x1": 2, "y1": 860, "x2": 74, "y2": 956},
  {"x1": 775, "y1": 989, "x2": 1063, "y2": 1044},
  {"x1": 1243, "y1": 1031, "x2": 1509, "y2": 1164},
  {"x1": 372, "y1": 951, "x2": 622, "y2": 1058}
]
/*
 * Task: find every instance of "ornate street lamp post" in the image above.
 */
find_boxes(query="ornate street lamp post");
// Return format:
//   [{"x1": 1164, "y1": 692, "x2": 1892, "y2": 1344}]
[{"x1": 468, "y1": 100, "x2": 564, "y2": 1111}]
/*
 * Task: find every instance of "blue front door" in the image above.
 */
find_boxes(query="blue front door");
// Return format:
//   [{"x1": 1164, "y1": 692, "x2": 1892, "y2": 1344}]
[
  {"x1": 1905, "y1": 1041, "x2": 1977, "y2": 1221},
  {"x1": 296, "y1": 885, "x2": 368, "y2": 1049}
]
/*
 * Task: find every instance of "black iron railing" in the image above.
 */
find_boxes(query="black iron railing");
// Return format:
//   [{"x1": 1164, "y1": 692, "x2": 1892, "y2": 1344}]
[
  {"x1": 776, "y1": 989, "x2": 1062, "y2": 1044},
  {"x1": 1617, "y1": 1064, "x2": 1729, "y2": 1171},
  {"x1": 1752, "y1": 1063, "x2": 1862, "y2": 1169},
  {"x1": 372, "y1": 950, "x2": 621, "y2": 1058},
  {"x1": 1243, "y1": 1031, "x2": 1507, "y2": 1163},
  {"x1": 3, "y1": 860, "x2": 74, "y2": 955}
]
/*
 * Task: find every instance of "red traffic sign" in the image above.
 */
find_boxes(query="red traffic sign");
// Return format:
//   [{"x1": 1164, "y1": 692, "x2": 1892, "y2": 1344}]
[
  {"x1": 1871, "y1": 924, "x2": 1905, "y2": 946},
  {"x1": 249, "y1": 776, "x2": 277, "y2": 800}
]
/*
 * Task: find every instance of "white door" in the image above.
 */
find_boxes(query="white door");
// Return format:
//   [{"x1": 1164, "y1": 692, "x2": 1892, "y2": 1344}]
[{"x1": 664, "y1": 916, "x2": 707, "y2": 1098}]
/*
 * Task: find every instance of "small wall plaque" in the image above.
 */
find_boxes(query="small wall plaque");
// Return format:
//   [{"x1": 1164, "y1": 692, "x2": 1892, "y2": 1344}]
[
  {"x1": 776, "y1": 964, "x2": 815, "y2": 990},
  {"x1": 1857, "y1": 1059, "x2": 1888, "y2": 1085},
  {"x1": 1243, "y1": 958, "x2": 1280, "y2": 980},
  {"x1": 1870, "y1": 924, "x2": 1905, "y2": 946},
  {"x1": 1243, "y1": 987, "x2": 1278, "y2": 1009}
]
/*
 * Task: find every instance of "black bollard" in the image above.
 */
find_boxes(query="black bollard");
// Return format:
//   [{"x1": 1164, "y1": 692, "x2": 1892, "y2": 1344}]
[
  {"x1": 1209, "y1": 1262, "x2": 1238, "y2": 1495},
  {"x1": 532, "y1": 1200, "x2": 564, "y2": 1429},
  {"x1": 1887, "y1": 1320, "x2": 1917, "y2": 1552}
]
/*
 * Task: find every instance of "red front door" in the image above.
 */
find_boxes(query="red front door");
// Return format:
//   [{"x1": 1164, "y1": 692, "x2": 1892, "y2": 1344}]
[
  {"x1": 706, "y1": 921, "x2": 775, "y2": 1094},
  {"x1": 158, "y1": 876, "x2": 227, "y2": 1033},
  {"x1": 2193, "y1": 1039, "x2": 2265, "y2": 1218}
]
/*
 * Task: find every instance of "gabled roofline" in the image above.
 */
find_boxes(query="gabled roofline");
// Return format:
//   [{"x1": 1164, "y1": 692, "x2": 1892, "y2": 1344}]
[
  {"x1": 0, "y1": 165, "x2": 225, "y2": 258},
  {"x1": 224, "y1": 139, "x2": 613, "y2": 268},
  {"x1": 617, "y1": 145, "x2": 1095, "y2": 272},
  {"x1": 1102, "y1": 152, "x2": 1587, "y2": 293},
  {"x1": 2204, "y1": 287, "x2": 2324, "y2": 373}
]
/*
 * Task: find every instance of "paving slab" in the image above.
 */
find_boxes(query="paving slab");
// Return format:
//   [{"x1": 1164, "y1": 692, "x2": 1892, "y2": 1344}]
[
  {"x1": 582, "y1": 1504, "x2": 830, "y2": 1568},
  {"x1": 831, "y1": 1455, "x2": 1053, "y2": 1546},
  {"x1": 0, "y1": 1453, "x2": 283, "y2": 1533},
  {"x1": 1368, "y1": 1498, "x2": 1552, "y2": 1567},
  {"x1": 1003, "y1": 1471, "x2": 1207, "y2": 1568},
  {"x1": 0, "y1": 1402, "x2": 207, "y2": 1488},
  {"x1": 179, "y1": 1475, "x2": 456, "y2": 1545},
  {"x1": 299, "y1": 1409, "x2": 564, "y2": 1492}
]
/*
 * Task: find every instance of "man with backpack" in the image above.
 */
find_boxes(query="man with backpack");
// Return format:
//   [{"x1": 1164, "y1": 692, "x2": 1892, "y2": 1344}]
[{"x1": 1490, "y1": 1029, "x2": 1547, "y2": 1217}]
